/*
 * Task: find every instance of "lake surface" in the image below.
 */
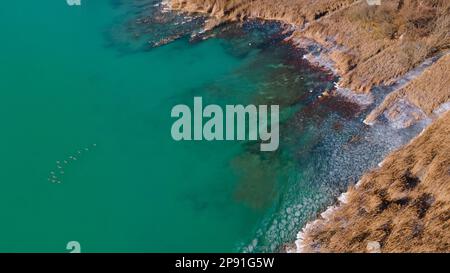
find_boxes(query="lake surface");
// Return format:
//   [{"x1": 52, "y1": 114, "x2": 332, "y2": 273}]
[{"x1": 0, "y1": 0, "x2": 422, "y2": 252}]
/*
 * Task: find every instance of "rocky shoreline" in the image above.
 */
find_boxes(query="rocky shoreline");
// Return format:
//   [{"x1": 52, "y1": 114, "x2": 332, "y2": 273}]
[{"x1": 166, "y1": 0, "x2": 450, "y2": 252}]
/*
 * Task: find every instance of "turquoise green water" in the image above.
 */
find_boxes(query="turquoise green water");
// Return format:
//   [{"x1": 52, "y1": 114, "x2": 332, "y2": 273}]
[
  {"x1": 0, "y1": 1, "x2": 249, "y2": 252},
  {"x1": 0, "y1": 1, "x2": 421, "y2": 253}
]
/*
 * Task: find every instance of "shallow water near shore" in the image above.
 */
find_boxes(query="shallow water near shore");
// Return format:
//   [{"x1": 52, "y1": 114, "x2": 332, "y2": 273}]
[{"x1": 0, "y1": 0, "x2": 425, "y2": 252}]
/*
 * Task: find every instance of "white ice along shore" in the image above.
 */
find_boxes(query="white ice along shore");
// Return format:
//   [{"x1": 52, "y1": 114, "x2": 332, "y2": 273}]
[
  {"x1": 171, "y1": 97, "x2": 280, "y2": 152},
  {"x1": 289, "y1": 190, "x2": 350, "y2": 253},
  {"x1": 289, "y1": 105, "x2": 448, "y2": 253}
]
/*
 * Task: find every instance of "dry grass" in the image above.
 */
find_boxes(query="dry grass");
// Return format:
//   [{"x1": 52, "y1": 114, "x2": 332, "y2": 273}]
[
  {"x1": 170, "y1": 0, "x2": 357, "y2": 26},
  {"x1": 301, "y1": 111, "x2": 450, "y2": 253},
  {"x1": 169, "y1": 0, "x2": 450, "y2": 253},
  {"x1": 300, "y1": 0, "x2": 450, "y2": 92},
  {"x1": 366, "y1": 54, "x2": 450, "y2": 124},
  {"x1": 170, "y1": 0, "x2": 450, "y2": 94}
]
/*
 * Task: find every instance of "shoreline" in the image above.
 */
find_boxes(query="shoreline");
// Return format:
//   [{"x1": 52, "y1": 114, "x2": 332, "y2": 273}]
[
  {"x1": 164, "y1": 0, "x2": 450, "y2": 252},
  {"x1": 289, "y1": 115, "x2": 439, "y2": 253},
  {"x1": 164, "y1": 0, "x2": 449, "y2": 122},
  {"x1": 295, "y1": 111, "x2": 450, "y2": 252},
  {"x1": 287, "y1": 43, "x2": 449, "y2": 251}
]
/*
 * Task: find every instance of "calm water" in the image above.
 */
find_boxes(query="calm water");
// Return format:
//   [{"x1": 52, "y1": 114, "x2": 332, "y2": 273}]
[{"x1": 0, "y1": 1, "x2": 422, "y2": 252}]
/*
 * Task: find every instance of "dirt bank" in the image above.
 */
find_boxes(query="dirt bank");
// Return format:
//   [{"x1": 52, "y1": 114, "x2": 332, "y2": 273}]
[{"x1": 365, "y1": 53, "x2": 450, "y2": 128}]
